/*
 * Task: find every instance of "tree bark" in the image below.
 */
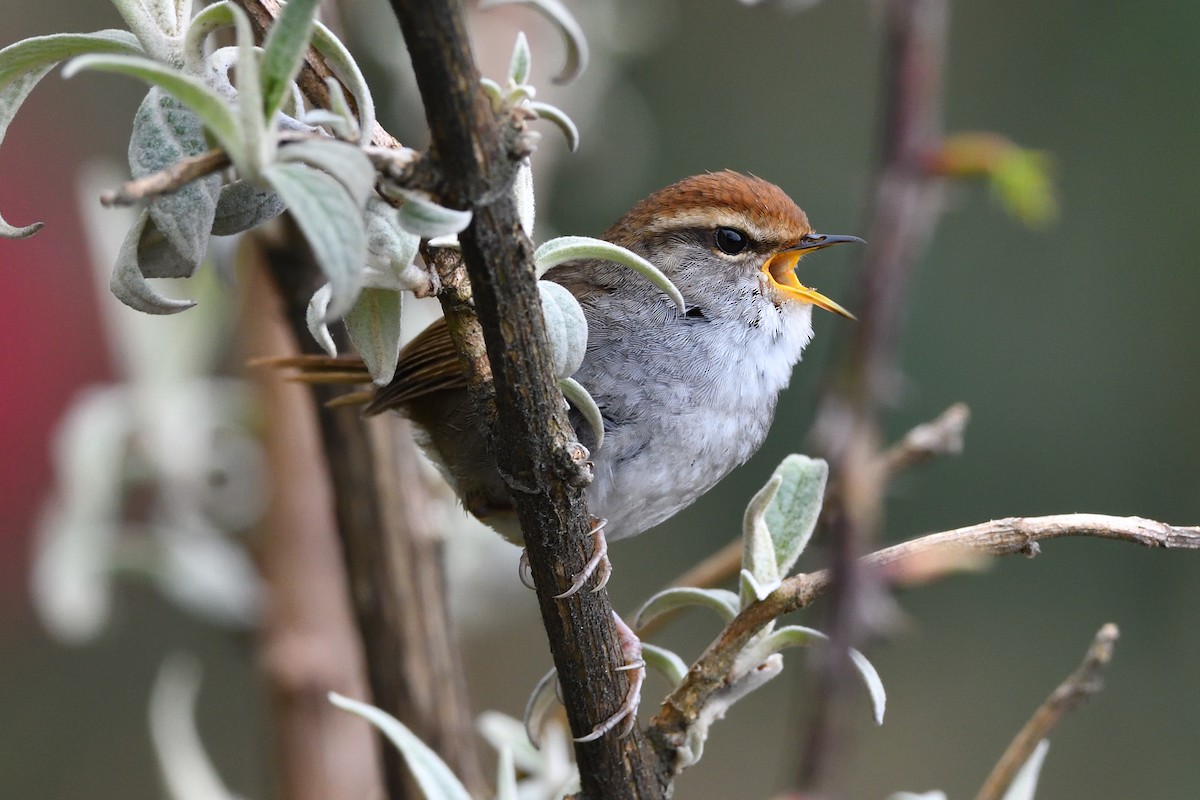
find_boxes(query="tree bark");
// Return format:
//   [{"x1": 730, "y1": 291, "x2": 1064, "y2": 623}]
[{"x1": 386, "y1": 1, "x2": 667, "y2": 796}]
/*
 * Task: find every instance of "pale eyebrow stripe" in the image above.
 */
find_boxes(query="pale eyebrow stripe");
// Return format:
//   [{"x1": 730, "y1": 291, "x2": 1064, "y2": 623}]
[{"x1": 643, "y1": 209, "x2": 776, "y2": 242}]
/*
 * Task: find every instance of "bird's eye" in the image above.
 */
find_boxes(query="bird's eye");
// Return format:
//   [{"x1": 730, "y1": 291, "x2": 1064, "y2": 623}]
[{"x1": 713, "y1": 227, "x2": 749, "y2": 255}]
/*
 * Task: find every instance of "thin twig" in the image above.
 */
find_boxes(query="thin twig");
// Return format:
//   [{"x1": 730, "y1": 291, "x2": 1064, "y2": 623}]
[
  {"x1": 648, "y1": 514, "x2": 1196, "y2": 774},
  {"x1": 100, "y1": 132, "x2": 417, "y2": 207},
  {"x1": 101, "y1": 148, "x2": 230, "y2": 206},
  {"x1": 880, "y1": 402, "x2": 969, "y2": 476},
  {"x1": 974, "y1": 623, "x2": 1120, "y2": 800}
]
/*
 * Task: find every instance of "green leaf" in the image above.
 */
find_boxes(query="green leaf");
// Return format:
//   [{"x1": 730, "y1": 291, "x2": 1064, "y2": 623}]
[
  {"x1": 304, "y1": 77, "x2": 358, "y2": 141},
  {"x1": 1002, "y1": 740, "x2": 1050, "y2": 800},
  {"x1": 397, "y1": 194, "x2": 473, "y2": 238},
  {"x1": 310, "y1": 21, "x2": 376, "y2": 147},
  {"x1": 264, "y1": 162, "x2": 367, "y2": 319},
  {"x1": 535, "y1": 236, "x2": 686, "y2": 312},
  {"x1": 0, "y1": 68, "x2": 51, "y2": 237},
  {"x1": 514, "y1": 161, "x2": 535, "y2": 236},
  {"x1": 64, "y1": 53, "x2": 244, "y2": 168},
  {"x1": 345, "y1": 288, "x2": 402, "y2": 386},
  {"x1": 991, "y1": 149, "x2": 1058, "y2": 228},
  {"x1": 259, "y1": 0, "x2": 321, "y2": 120},
  {"x1": 306, "y1": 284, "x2": 337, "y2": 356},
  {"x1": 633, "y1": 587, "x2": 741, "y2": 629},
  {"x1": 111, "y1": 210, "x2": 197, "y2": 314},
  {"x1": 538, "y1": 280, "x2": 587, "y2": 379},
  {"x1": 508, "y1": 31, "x2": 532, "y2": 85},
  {"x1": 764, "y1": 455, "x2": 828, "y2": 576},
  {"x1": 559, "y1": 377, "x2": 604, "y2": 451},
  {"x1": 751, "y1": 625, "x2": 886, "y2": 725},
  {"x1": 183, "y1": 1, "x2": 236, "y2": 74},
  {"x1": 528, "y1": 100, "x2": 580, "y2": 152},
  {"x1": 495, "y1": 746, "x2": 518, "y2": 800},
  {"x1": 740, "y1": 475, "x2": 782, "y2": 605},
  {"x1": 129, "y1": 88, "x2": 220, "y2": 274},
  {"x1": 523, "y1": 667, "x2": 559, "y2": 750},
  {"x1": 137, "y1": 216, "x2": 201, "y2": 279},
  {"x1": 479, "y1": 0, "x2": 589, "y2": 85},
  {"x1": 0, "y1": 30, "x2": 143, "y2": 237},
  {"x1": 364, "y1": 196, "x2": 424, "y2": 291},
  {"x1": 481, "y1": 77, "x2": 504, "y2": 111},
  {"x1": 109, "y1": 0, "x2": 173, "y2": 59},
  {"x1": 228, "y1": 2, "x2": 269, "y2": 175},
  {"x1": 278, "y1": 138, "x2": 375, "y2": 208},
  {"x1": 642, "y1": 643, "x2": 688, "y2": 688},
  {"x1": 0, "y1": 29, "x2": 142, "y2": 86},
  {"x1": 211, "y1": 179, "x2": 285, "y2": 236},
  {"x1": 477, "y1": 712, "x2": 540, "y2": 776},
  {"x1": 148, "y1": 655, "x2": 241, "y2": 800},
  {"x1": 329, "y1": 693, "x2": 472, "y2": 800}
]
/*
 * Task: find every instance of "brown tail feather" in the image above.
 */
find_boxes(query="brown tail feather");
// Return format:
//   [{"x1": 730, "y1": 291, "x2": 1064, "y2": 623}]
[
  {"x1": 326, "y1": 390, "x2": 376, "y2": 408},
  {"x1": 247, "y1": 354, "x2": 366, "y2": 371},
  {"x1": 250, "y1": 353, "x2": 375, "y2": 412},
  {"x1": 288, "y1": 370, "x2": 374, "y2": 385}
]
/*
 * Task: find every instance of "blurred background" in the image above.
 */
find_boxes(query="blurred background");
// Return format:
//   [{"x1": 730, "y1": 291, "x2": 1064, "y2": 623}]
[{"x1": 1, "y1": 0, "x2": 1198, "y2": 798}]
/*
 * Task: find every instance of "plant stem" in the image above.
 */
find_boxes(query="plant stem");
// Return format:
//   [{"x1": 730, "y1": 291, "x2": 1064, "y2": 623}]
[{"x1": 385, "y1": 1, "x2": 666, "y2": 796}]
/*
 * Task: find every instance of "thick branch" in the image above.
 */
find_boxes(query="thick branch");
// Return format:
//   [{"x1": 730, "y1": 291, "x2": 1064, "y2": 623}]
[
  {"x1": 649, "y1": 515, "x2": 1197, "y2": 767},
  {"x1": 387, "y1": 1, "x2": 664, "y2": 797},
  {"x1": 254, "y1": 222, "x2": 484, "y2": 799},
  {"x1": 231, "y1": 2, "x2": 485, "y2": 796},
  {"x1": 247, "y1": 268, "x2": 380, "y2": 800},
  {"x1": 975, "y1": 623, "x2": 1120, "y2": 800}
]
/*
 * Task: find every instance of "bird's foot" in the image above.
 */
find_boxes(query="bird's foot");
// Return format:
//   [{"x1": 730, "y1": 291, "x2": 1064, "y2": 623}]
[
  {"x1": 576, "y1": 611, "x2": 645, "y2": 742},
  {"x1": 518, "y1": 549, "x2": 535, "y2": 590},
  {"x1": 555, "y1": 518, "x2": 611, "y2": 599}
]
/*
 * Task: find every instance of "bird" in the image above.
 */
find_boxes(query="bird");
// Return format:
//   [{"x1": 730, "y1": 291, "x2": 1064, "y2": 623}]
[
  {"x1": 364, "y1": 171, "x2": 857, "y2": 547},
  {"x1": 275, "y1": 170, "x2": 860, "y2": 737}
]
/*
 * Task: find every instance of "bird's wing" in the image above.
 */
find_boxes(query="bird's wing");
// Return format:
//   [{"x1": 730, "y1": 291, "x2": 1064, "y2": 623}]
[{"x1": 364, "y1": 316, "x2": 467, "y2": 415}]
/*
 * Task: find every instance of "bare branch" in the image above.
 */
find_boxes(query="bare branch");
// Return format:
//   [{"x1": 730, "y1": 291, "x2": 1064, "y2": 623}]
[
  {"x1": 101, "y1": 148, "x2": 230, "y2": 206},
  {"x1": 881, "y1": 402, "x2": 970, "y2": 477},
  {"x1": 649, "y1": 515, "x2": 1196, "y2": 772},
  {"x1": 974, "y1": 624, "x2": 1120, "y2": 800}
]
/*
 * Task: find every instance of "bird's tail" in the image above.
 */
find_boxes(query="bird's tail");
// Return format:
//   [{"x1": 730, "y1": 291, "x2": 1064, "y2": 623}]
[{"x1": 248, "y1": 354, "x2": 375, "y2": 408}]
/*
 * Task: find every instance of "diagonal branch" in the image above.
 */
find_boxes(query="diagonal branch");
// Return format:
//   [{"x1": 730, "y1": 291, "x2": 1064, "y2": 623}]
[
  {"x1": 974, "y1": 623, "x2": 1120, "y2": 800},
  {"x1": 648, "y1": 514, "x2": 1197, "y2": 771}
]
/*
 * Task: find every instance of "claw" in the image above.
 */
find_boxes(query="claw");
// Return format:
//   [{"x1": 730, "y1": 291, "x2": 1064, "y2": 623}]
[
  {"x1": 575, "y1": 611, "x2": 645, "y2": 742},
  {"x1": 518, "y1": 549, "x2": 535, "y2": 590},
  {"x1": 555, "y1": 518, "x2": 610, "y2": 599}
]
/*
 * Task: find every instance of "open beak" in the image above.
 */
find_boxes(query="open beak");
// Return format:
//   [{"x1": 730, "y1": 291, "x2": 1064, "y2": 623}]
[{"x1": 762, "y1": 233, "x2": 863, "y2": 319}]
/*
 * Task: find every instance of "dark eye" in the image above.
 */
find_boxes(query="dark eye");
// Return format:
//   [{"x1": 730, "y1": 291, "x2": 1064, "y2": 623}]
[{"x1": 713, "y1": 227, "x2": 748, "y2": 255}]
